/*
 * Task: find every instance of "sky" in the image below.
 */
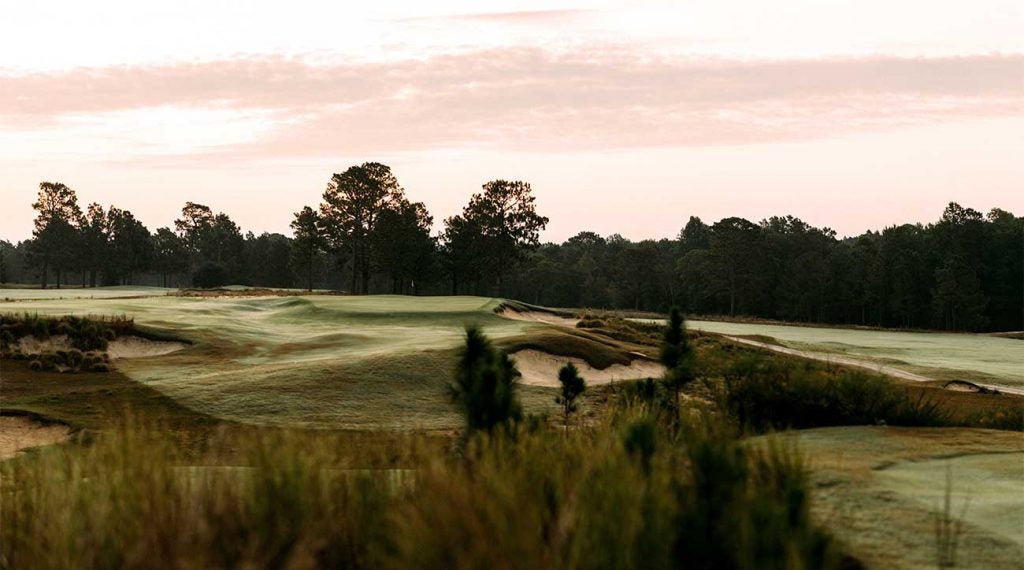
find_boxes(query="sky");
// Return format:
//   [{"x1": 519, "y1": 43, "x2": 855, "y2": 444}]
[{"x1": 1, "y1": 0, "x2": 1022, "y2": 243}]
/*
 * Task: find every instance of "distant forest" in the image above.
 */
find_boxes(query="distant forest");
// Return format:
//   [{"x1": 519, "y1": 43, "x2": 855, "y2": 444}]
[{"x1": 2, "y1": 162, "x2": 1022, "y2": 332}]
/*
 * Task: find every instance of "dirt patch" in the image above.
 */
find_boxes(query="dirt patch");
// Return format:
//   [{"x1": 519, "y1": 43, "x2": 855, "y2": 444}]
[
  {"x1": 511, "y1": 349, "x2": 665, "y2": 387},
  {"x1": 107, "y1": 336, "x2": 187, "y2": 359},
  {"x1": 498, "y1": 307, "x2": 579, "y2": 328},
  {"x1": 0, "y1": 416, "x2": 71, "y2": 459}
]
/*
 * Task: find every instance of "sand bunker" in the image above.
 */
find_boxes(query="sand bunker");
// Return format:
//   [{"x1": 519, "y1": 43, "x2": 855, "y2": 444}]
[
  {"x1": 0, "y1": 416, "x2": 71, "y2": 459},
  {"x1": 15, "y1": 334, "x2": 184, "y2": 359},
  {"x1": 498, "y1": 307, "x2": 579, "y2": 328},
  {"x1": 107, "y1": 336, "x2": 186, "y2": 359},
  {"x1": 511, "y1": 349, "x2": 665, "y2": 387},
  {"x1": 17, "y1": 334, "x2": 72, "y2": 355}
]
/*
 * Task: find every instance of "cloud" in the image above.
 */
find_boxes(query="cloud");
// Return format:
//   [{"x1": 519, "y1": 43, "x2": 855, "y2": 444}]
[
  {"x1": 1, "y1": 48, "x2": 1021, "y2": 160},
  {"x1": 423, "y1": 9, "x2": 597, "y2": 24},
  {"x1": 396, "y1": 9, "x2": 597, "y2": 25}
]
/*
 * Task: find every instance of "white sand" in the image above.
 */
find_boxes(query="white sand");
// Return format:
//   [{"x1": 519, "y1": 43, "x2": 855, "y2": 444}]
[
  {"x1": 107, "y1": 337, "x2": 186, "y2": 359},
  {"x1": 0, "y1": 416, "x2": 71, "y2": 459},
  {"x1": 16, "y1": 334, "x2": 184, "y2": 359},
  {"x1": 17, "y1": 334, "x2": 71, "y2": 354},
  {"x1": 511, "y1": 349, "x2": 665, "y2": 387},
  {"x1": 498, "y1": 307, "x2": 579, "y2": 328}
]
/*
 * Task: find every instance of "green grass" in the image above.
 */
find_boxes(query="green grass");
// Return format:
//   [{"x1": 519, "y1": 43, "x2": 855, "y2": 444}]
[
  {"x1": 0, "y1": 285, "x2": 175, "y2": 301},
  {"x1": 0, "y1": 359, "x2": 215, "y2": 433},
  {"x1": 0, "y1": 294, "x2": 583, "y2": 428},
  {"x1": 631, "y1": 317, "x2": 1024, "y2": 390},
  {"x1": 5, "y1": 298, "x2": 1023, "y2": 569},
  {"x1": 761, "y1": 426, "x2": 1024, "y2": 569}
]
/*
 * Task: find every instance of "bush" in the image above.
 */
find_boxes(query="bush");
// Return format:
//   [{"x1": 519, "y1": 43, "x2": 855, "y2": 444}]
[
  {"x1": 576, "y1": 318, "x2": 606, "y2": 329},
  {"x1": 65, "y1": 348, "x2": 84, "y2": 370},
  {"x1": 31, "y1": 318, "x2": 50, "y2": 340},
  {"x1": 724, "y1": 355, "x2": 949, "y2": 431},
  {"x1": 55, "y1": 321, "x2": 74, "y2": 337},
  {"x1": 0, "y1": 329, "x2": 14, "y2": 353}
]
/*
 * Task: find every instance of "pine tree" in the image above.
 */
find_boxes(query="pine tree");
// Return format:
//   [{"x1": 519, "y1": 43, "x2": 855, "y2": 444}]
[
  {"x1": 555, "y1": 362, "x2": 586, "y2": 426},
  {"x1": 449, "y1": 326, "x2": 522, "y2": 434}
]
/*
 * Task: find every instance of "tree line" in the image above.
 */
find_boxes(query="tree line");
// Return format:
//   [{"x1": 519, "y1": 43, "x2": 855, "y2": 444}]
[
  {"x1": 502, "y1": 204, "x2": 1023, "y2": 332},
  {"x1": 1, "y1": 164, "x2": 1020, "y2": 332}
]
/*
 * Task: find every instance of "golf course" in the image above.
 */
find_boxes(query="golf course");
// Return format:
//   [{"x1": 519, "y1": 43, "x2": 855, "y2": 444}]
[{"x1": 2, "y1": 286, "x2": 1022, "y2": 569}]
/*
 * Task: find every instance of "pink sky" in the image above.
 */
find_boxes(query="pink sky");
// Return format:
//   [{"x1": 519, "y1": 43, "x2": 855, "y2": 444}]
[{"x1": 1, "y1": 1, "x2": 1022, "y2": 242}]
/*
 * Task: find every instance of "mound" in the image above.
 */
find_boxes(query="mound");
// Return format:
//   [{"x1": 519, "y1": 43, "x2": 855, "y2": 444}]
[
  {"x1": 497, "y1": 304, "x2": 579, "y2": 327},
  {"x1": 511, "y1": 349, "x2": 665, "y2": 387}
]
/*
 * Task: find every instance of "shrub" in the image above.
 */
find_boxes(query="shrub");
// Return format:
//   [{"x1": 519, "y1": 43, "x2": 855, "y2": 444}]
[
  {"x1": 55, "y1": 321, "x2": 74, "y2": 337},
  {"x1": 73, "y1": 320, "x2": 108, "y2": 351},
  {"x1": 555, "y1": 362, "x2": 586, "y2": 426},
  {"x1": 724, "y1": 355, "x2": 949, "y2": 431},
  {"x1": 31, "y1": 318, "x2": 50, "y2": 340},
  {"x1": 661, "y1": 307, "x2": 696, "y2": 406},
  {"x1": 576, "y1": 318, "x2": 606, "y2": 329}
]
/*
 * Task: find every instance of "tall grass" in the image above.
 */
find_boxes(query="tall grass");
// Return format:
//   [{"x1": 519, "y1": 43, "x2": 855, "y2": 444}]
[
  {"x1": 933, "y1": 466, "x2": 968, "y2": 569},
  {"x1": 1, "y1": 409, "x2": 843, "y2": 569},
  {"x1": 722, "y1": 353, "x2": 949, "y2": 431}
]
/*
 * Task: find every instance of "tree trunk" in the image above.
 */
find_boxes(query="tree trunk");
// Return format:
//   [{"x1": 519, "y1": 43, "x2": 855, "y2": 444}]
[
  {"x1": 349, "y1": 245, "x2": 357, "y2": 294},
  {"x1": 729, "y1": 275, "x2": 736, "y2": 316},
  {"x1": 360, "y1": 256, "x2": 370, "y2": 295},
  {"x1": 41, "y1": 261, "x2": 48, "y2": 289},
  {"x1": 306, "y1": 258, "x2": 313, "y2": 292}
]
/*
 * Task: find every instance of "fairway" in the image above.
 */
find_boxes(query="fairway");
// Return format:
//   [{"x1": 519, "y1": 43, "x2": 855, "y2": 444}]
[
  {"x1": 0, "y1": 286, "x2": 176, "y2": 301},
  {"x1": 0, "y1": 292, "x2": 561, "y2": 428},
  {"x1": 761, "y1": 426, "x2": 1024, "y2": 569},
  {"x1": 634, "y1": 318, "x2": 1024, "y2": 390}
]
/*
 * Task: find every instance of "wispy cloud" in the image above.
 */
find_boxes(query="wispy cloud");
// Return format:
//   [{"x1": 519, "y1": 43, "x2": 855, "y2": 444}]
[
  {"x1": 423, "y1": 9, "x2": 597, "y2": 24},
  {"x1": 2, "y1": 48, "x2": 1021, "y2": 161}
]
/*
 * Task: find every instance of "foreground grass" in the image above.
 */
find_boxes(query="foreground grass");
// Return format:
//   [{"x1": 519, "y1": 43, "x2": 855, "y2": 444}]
[
  {"x1": 0, "y1": 408, "x2": 844, "y2": 570},
  {"x1": 771, "y1": 426, "x2": 1024, "y2": 569}
]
